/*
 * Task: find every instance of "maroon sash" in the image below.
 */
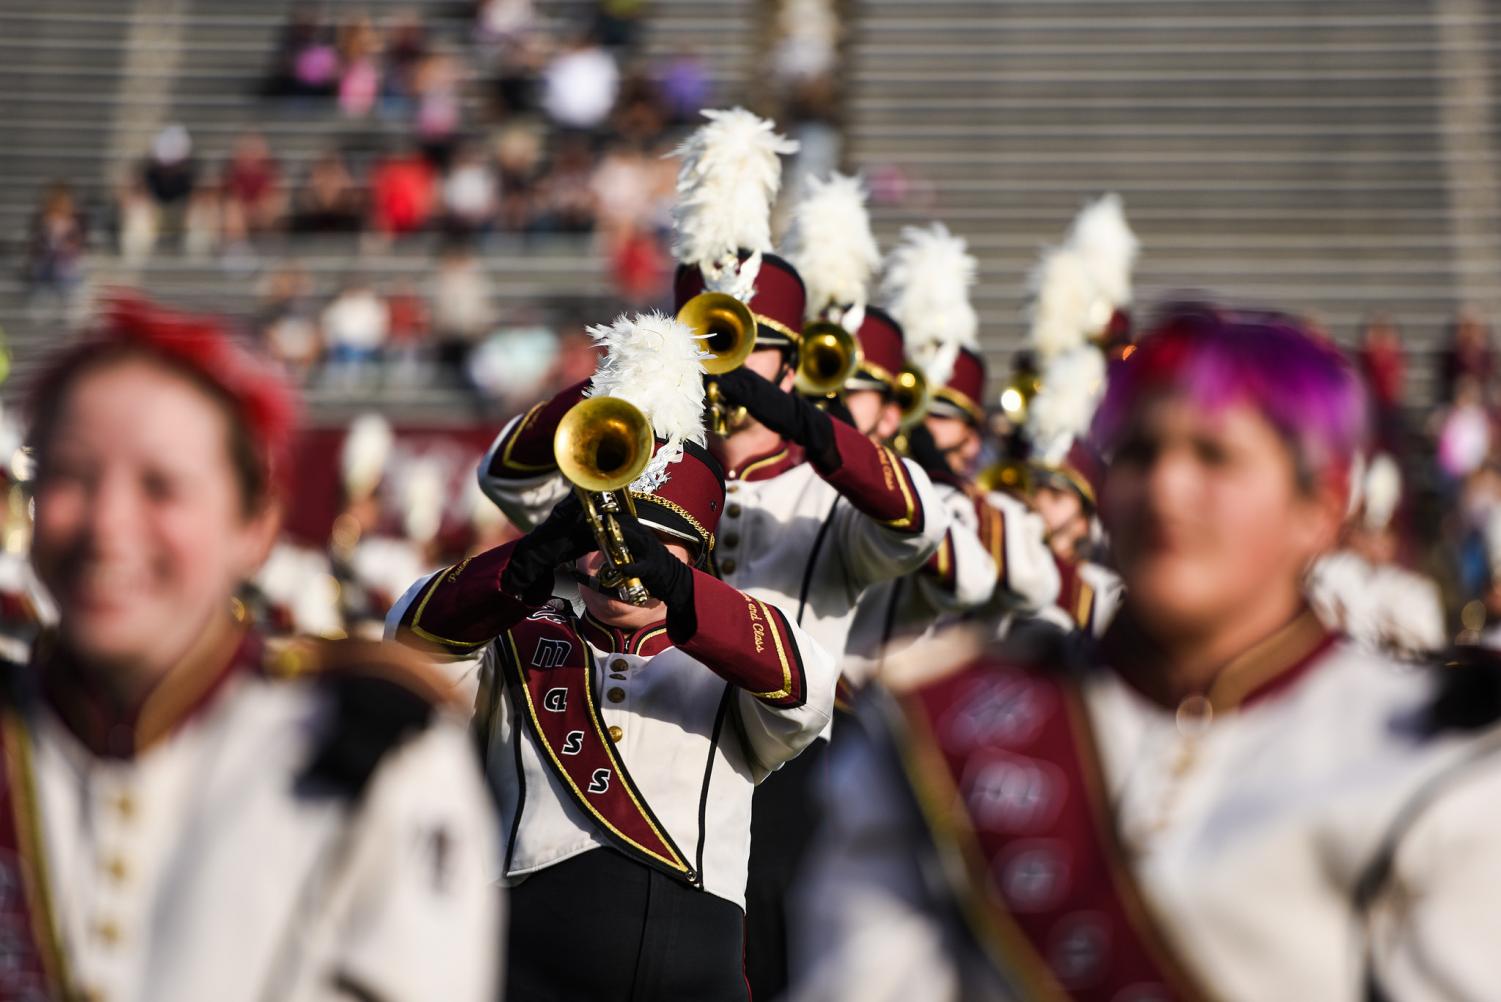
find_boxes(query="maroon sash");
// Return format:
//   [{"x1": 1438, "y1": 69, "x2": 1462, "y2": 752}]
[
  {"x1": 893, "y1": 662, "x2": 1213, "y2": 1001},
  {"x1": 497, "y1": 609, "x2": 696, "y2": 883},
  {"x1": 0, "y1": 677, "x2": 71, "y2": 999}
]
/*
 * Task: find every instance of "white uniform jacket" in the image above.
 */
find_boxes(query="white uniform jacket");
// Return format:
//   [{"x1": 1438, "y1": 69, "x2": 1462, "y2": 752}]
[
  {"x1": 791, "y1": 613, "x2": 1501, "y2": 1002},
  {"x1": 9, "y1": 630, "x2": 501, "y2": 1002},
  {"x1": 387, "y1": 539, "x2": 837, "y2": 908},
  {"x1": 1308, "y1": 549, "x2": 1448, "y2": 657}
]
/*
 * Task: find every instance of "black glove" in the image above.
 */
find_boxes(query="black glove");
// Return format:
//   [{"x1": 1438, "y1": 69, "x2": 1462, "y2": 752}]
[
  {"x1": 500, "y1": 493, "x2": 598, "y2": 604},
  {"x1": 715, "y1": 368, "x2": 838, "y2": 471},
  {"x1": 613, "y1": 512, "x2": 698, "y2": 642}
]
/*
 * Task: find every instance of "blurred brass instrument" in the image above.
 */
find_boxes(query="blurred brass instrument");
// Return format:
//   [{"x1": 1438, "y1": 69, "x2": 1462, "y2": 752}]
[
  {"x1": 553, "y1": 396, "x2": 656, "y2": 606},
  {"x1": 677, "y1": 292, "x2": 757, "y2": 435},
  {"x1": 795, "y1": 321, "x2": 861, "y2": 398},
  {"x1": 893, "y1": 364, "x2": 930, "y2": 431},
  {"x1": 976, "y1": 458, "x2": 1032, "y2": 497},
  {"x1": 997, "y1": 369, "x2": 1041, "y2": 425}
]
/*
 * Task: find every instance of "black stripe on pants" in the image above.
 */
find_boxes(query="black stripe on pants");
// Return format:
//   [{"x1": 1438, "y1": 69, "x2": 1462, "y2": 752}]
[{"x1": 506, "y1": 849, "x2": 750, "y2": 1002}]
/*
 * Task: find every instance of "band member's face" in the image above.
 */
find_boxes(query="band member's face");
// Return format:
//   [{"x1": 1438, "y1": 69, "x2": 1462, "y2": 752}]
[
  {"x1": 32, "y1": 360, "x2": 278, "y2": 677},
  {"x1": 1101, "y1": 396, "x2": 1339, "y2": 637},
  {"x1": 924, "y1": 414, "x2": 980, "y2": 475},
  {"x1": 1032, "y1": 484, "x2": 1089, "y2": 559},
  {"x1": 576, "y1": 537, "x2": 693, "y2": 628},
  {"x1": 843, "y1": 389, "x2": 888, "y2": 440},
  {"x1": 743, "y1": 347, "x2": 791, "y2": 386}
]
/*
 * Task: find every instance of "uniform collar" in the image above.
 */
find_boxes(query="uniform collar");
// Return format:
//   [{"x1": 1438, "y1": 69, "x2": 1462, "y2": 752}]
[
  {"x1": 40, "y1": 621, "x2": 256, "y2": 760},
  {"x1": 1103, "y1": 605, "x2": 1336, "y2": 716},
  {"x1": 578, "y1": 612, "x2": 674, "y2": 657},
  {"x1": 724, "y1": 441, "x2": 805, "y2": 483}
]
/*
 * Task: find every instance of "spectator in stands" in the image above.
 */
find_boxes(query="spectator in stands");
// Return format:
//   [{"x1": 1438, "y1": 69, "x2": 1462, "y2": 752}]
[
  {"x1": 494, "y1": 123, "x2": 545, "y2": 230},
  {"x1": 485, "y1": 33, "x2": 545, "y2": 120},
  {"x1": 257, "y1": 261, "x2": 321, "y2": 376},
  {"x1": 429, "y1": 244, "x2": 495, "y2": 385},
  {"x1": 219, "y1": 131, "x2": 286, "y2": 244},
  {"x1": 593, "y1": 0, "x2": 646, "y2": 51},
  {"x1": 141, "y1": 124, "x2": 198, "y2": 212},
  {"x1": 1358, "y1": 313, "x2": 1407, "y2": 451},
  {"x1": 368, "y1": 145, "x2": 436, "y2": 238},
  {"x1": 1441, "y1": 309, "x2": 1495, "y2": 404},
  {"x1": 382, "y1": 9, "x2": 430, "y2": 111},
  {"x1": 292, "y1": 149, "x2": 365, "y2": 233},
  {"x1": 337, "y1": 14, "x2": 384, "y2": 118},
  {"x1": 263, "y1": 6, "x2": 338, "y2": 98},
  {"x1": 24, "y1": 181, "x2": 88, "y2": 303},
  {"x1": 540, "y1": 29, "x2": 619, "y2": 131},
  {"x1": 658, "y1": 49, "x2": 712, "y2": 126},
  {"x1": 411, "y1": 50, "x2": 465, "y2": 168},
  {"x1": 611, "y1": 71, "x2": 669, "y2": 146},
  {"x1": 321, "y1": 279, "x2": 391, "y2": 387},
  {"x1": 442, "y1": 143, "x2": 500, "y2": 235},
  {"x1": 384, "y1": 278, "x2": 432, "y2": 384},
  {"x1": 531, "y1": 133, "x2": 598, "y2": 233},
  {"x1": 474, "y1": 0, "x2": 535, "y2": 46}
]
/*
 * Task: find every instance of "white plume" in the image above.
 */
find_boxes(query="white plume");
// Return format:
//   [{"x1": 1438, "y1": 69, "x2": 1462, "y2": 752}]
[
  {"x1": 585, "y1": 312, "x2": 711, "y2": 492},
  {"x1": 880, "y1": 223, "x2": 979, "y2": 385},
  {"x1": 1025, "y1": 345, "x2": 1107, "y2": 465},
  {"x1": 1027, "y1": 247, "x2": 1101, "y2": 360},
  {"x1": 783, "y1": 172, "x2": 880, "y2": 323},
  {"x1": 1361, "y1": 453, "x2": 1403, "y2": 532},
  {"x1": 341, "y1": 412, "x2": 393, "y2": 501},
  {"x1": 1064, "y1": 193, "x2": 1139, "y2": 308},
  {"x1": 671, "y1": 108, "x2": 798, "y2": 301},
  {"x1": 401, "y1": 457, "x2": 447, "y2": 546}
]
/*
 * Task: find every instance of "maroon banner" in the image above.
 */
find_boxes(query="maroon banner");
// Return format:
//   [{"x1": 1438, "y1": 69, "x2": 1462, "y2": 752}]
[
  {"x1": 895, "y1": 662, "x2": 1211, "y2": 1001},
  {"x1": 499, "y1": 608, "x2": 695, "y2": 883}
]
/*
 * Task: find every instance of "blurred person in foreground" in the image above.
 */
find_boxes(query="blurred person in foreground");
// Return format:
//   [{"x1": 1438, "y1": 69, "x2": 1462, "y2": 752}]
[
  {"x1": 8, "y1": 295, "x2": 500, "y2": 1002},
  {"x1": 790, "y1": 304, "x2": 1501, "y2": 1002}
]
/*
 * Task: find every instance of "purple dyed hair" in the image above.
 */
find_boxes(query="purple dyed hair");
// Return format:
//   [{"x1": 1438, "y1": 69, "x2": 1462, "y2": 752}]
[{"x1": 1091, "y1": 302, "x2": 1370, "y2": 492}]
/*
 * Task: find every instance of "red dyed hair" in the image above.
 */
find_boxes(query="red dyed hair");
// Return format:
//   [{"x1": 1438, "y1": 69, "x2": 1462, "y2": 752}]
[{"x1": 27, "y1": 291, "x2": 299, "y2": 509}]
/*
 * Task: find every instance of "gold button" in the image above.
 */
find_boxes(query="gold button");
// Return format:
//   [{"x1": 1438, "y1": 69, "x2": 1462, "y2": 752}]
[
  {"x1": 102, "y1": 855, "x2": 129, "y2": 883},
  {"x1": 608, "y1": 726, "x2": 623, "y2": 742},
  {"x1": 607, "y1": 687, "x2": 625, "y2": 703},
  {"x1": 611, "y1": 658, "x2": 629, "y2": 672},
  {"x1": 727, "y1": 503, "x2": 742, "y2": 518},
  {"x1": 93, "y1": 918, "x2": 122, "y2": 946},
  {"x1": 724, "y1": 533, "x2": 740, "y2": 548},
  {"x1": 721, "y1": 558, "x2": 737, "y2": 574},
  {"x1": 113, "y1": 794, "x2": 135, "y2": 820}
]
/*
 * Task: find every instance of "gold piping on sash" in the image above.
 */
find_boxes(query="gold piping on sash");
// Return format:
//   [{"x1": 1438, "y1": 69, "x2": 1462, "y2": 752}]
[
  {"x1": 505, "y1": 632, "x2": 689, "y2": 873},
  {"x1": 1060, "y1": 682, "x2": 1222, "y2": 999},
  {"x1": 2, "y1": 704, "x2": 71, "y2": 994},
  {"x1": 1074, "y1": 580, "x2": 1096, "y2": 632}
]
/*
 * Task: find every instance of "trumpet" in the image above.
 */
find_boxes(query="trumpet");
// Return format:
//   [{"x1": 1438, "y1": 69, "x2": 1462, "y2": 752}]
[
  {"x1": 893, "y1": 364, "x2": 930, "y2": 431},
  {"x1": 677, "y1": 292, "x2": 757, "y2": 435},
  {"x1": 795, "y1": 321, "x2": 861, "y2": 398},
  {"x1": 976, "y1": 459, "x2": 1031, "y2": 497},
  {"x1": 553, "y1": 396, "x2": 656, "y2": 606}
]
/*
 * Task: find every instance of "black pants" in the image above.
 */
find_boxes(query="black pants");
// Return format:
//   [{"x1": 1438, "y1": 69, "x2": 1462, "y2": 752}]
[
  {"x1": 506, "y1": 849, "x2": 750, "y2": 1002},
  {"x1": 744, "y1": 736, "x2": 830, "y2": 1000}
]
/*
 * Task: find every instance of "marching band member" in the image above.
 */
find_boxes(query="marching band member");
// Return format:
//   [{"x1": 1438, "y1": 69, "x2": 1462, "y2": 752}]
[
  {"x1": 791, "y1": 304, "x2": 1501, "y2": 1002},
  {"x1": 11, "y1": 296, "x2": 500, "y2": 1002},
  {"x1": 1307, "y1": 452, "x2": 1447, "y2": 657},
  {"x1": 389, "y1": 313, "x2": 836, "y2": 1000},
  {"x1": 477, "y1": 109, "x2": 949, "y2": 997}
]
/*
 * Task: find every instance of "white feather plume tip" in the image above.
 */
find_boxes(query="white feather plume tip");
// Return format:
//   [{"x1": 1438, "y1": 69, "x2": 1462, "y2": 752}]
[
  {"x1": 1361, "y1": 453, "x2": 1402, "y2": 532},
  {"x1": 783, "y1": 172, "x2": 880, "y2": 323},
  {"x1": 880, "y1": 223, "x2": 978, "y2": 383},
  {"x1": 671, "y1": 108, "x2": 798, "y2": 301},
  {"x1": 1025, "y1": 346, "x2": 1107, "y2": 465},
  {"x1": 585, "y1": 312, "x2": 711, "y2": 492},
  {"x1": 1065, "y1": 193, "x2": 1139, "y2": 309},
  {"x1": 1028, "y1": 247, "x2": 1102, "y2": 360},
  {"x1": 341, "y1": 412, "x2": 393, "y2": 500}
]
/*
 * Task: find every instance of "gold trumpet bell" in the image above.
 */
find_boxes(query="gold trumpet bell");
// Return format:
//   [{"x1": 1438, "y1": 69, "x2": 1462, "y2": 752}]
[
  {"x1": 795, "y1": 321, "x2": 861, "y2": 397},
  {"x1": 677, "y1": 292, "x2": 757, "y2": 375},
  {"x1": 894, "y1": 364, "x2": 930, "y2": 431},
  {"x1": 554, "y1": 396, "x2": 655, "y2": 493}
]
